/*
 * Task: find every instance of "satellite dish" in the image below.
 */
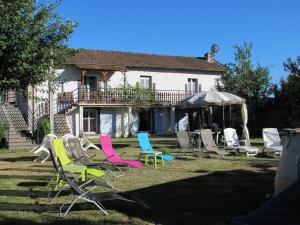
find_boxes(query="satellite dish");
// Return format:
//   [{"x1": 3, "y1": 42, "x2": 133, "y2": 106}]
[{"x1": 211, "y1": 44, "x2": 219, "y2": 54}]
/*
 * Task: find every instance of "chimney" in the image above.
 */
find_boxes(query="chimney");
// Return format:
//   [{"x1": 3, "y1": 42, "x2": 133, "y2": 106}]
[{"x1": 204, "y1": 52, "x2": 214, "y2": 63}]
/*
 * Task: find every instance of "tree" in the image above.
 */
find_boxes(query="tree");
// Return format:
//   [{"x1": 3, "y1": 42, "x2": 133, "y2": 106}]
[
  {"x1": 217, "y1": 42, "x2": 272, "y2": 134},
  {"x1": 274, "y1": 57, "x2": 300, "y2": 127},
  {"x1": 0, "y1": 0, "x2": 77, "y2": 92}
]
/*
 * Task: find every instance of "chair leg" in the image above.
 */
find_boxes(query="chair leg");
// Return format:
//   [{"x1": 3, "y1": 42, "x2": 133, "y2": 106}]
[{"x1": 145, "y1": 154, "x2": 149, "y2": 166}]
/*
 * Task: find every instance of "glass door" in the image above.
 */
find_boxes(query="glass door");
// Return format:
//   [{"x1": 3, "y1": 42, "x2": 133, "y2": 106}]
[
  {"x1": 83, "y1": 76, "x2": 97, "y2": 100},
  {"x1": 83, "y1": 109, "x2": 97, "y2": 133},
  {"x1": 188, "y1": 78, "x2": 197, "y2": 95}
]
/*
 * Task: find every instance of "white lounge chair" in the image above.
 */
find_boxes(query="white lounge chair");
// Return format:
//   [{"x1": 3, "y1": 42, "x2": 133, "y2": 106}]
[
  {"x1": 81, "y1": 134, "x2": 100, "y2": 151},
  {"x1": 62, "y1": 133, "x2": 76, "y2": 154},
  {"x1": 31, "y1": 133, "x2": 57, "y2": 163},
  {"x1": 262, "y1": 128, "x2": 283, "y2": 155},
  {"x1": 223, "y1": 128, "x2": 259, "y2": 157}
]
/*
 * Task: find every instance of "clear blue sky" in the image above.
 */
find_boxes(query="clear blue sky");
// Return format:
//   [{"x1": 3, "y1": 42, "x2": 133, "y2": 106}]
[{"x1": 47, "y1": 0, "x2": 300, "y2": 82}]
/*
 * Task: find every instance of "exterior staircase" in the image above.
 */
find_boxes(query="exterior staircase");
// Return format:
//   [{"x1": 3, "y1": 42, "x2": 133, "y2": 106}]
[
  {"x1": 54, "y1": 113, "x2": 71, "y2": 137},
  {"x1": 1, "y1": 104, "x2": 36, "y2": 150}
]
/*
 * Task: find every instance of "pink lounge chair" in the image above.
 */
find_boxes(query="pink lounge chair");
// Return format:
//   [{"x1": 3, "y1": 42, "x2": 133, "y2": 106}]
[{"x1": 99, "y1": 135, "x2": 143, "y2": 168}]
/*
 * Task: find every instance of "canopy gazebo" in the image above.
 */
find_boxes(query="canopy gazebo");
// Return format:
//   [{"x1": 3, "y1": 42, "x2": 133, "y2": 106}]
[{"x1": 176, "y1": 90, "x2": 249, "y2": 145}]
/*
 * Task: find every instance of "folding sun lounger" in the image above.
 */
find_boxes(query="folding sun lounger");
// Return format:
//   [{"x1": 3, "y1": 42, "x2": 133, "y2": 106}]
[
  {"x1": 200, "y1": 129, "x2": 230, "y2": 157},
  {"x1": 223, "y1": 128, "x2": 259, "y2": 157},
  {"x1": 176, "y1": 131, "x2": 209, "y2": 158},
  {"x1": 67, "y1": 137, "x2": 124, "y2": 178},
  {"x1": 100, "y1": 135, "x2": 143, "y2": 169},
  {"x1": 47, "y1": 144, "x2": 138, "y2": 217},
  {"x1": 52, "y1": 138, "x2": 105, "y2": 183}
]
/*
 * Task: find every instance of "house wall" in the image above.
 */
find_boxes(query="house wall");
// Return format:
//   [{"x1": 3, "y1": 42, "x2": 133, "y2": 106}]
[
  {"x1": 67, "y1": 106, "x2": 137, "y2": 138},
  {"x1": 49, "y1": 65, "x2": 222, "y2": 94},
  {"x1": 33, "y1": 65, "x2": 223, "y2": 136},
  {"x1": 124, "y1": 69, "x2": 221, "y2": 91}
]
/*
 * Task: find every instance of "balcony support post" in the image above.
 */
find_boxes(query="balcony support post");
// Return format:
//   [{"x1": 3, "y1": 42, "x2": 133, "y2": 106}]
[
  {"x1": 79, "y1": 105, "x2": 83, "y2": 136},
  {"x1": 170, "y1": 107, "x2": 176, "y2": 134},
  {"x1": 80, "y1": 70, "x2": 87, "y2": 85}
]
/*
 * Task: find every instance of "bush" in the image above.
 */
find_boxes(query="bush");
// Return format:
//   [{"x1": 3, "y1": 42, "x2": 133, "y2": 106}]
[
  {"x1": 0, "y1": 123, "x2": 7, "y2": 139},
  {"x1": 39, "y1": 118, "x2": 51, "y2": 136},
  {"x1": 0, "y1": 123, "x2": 7, "y2": 148}
]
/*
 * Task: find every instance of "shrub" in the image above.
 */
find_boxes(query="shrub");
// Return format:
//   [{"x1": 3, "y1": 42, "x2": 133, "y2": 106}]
[
  {"x1": 39, "y1": 118, "x2": 51, "y2": 136},
  {"x1": 0, "y1": 123, "x2": 7, "y2": 139}
]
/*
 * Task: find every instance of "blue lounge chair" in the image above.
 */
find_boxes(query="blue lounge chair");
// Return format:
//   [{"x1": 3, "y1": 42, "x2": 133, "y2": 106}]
[{"x1": 137, "y1": 132, "x2": 174, "y2": 161}]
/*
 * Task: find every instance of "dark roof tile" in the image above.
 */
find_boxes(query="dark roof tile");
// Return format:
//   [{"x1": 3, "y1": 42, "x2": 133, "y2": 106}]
[{"x1": 66, "y1": 49, "x2": 226, "y2": 72}]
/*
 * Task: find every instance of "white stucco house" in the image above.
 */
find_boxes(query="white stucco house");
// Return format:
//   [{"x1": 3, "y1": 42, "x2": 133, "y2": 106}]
[{"x1": 32, "y1": 49, "x2": 226, "y2": 138}]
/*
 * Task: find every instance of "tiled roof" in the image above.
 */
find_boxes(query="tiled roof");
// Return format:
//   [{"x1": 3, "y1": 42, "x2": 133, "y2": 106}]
[{"x1": 66, "y1": 49, "x2": 226, "y2": 73}]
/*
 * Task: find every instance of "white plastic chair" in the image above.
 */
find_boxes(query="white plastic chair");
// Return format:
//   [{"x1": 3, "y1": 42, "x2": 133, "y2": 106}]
[
  {"x1": 81, "y1": 134, "x2": 100, "y2": 151},
  {"x1": 31, "y1": 134, "x2": 57, "y2": 163},
  {"x1": 262, "y1": 128, "x2": 283, "y2": 154},
  {"x1": 223, "y1": 128, "x2": 258, "y2": 157},
  {"x1": 62, "y1": 133, "x2": 77, "y2": 154}
]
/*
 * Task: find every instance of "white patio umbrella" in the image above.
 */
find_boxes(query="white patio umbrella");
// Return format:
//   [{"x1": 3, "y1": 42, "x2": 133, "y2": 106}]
[
  {"x1": 176, "y1": 90, "x2": 247, "y2": 133},
  {"x1": 177, "y1": 90, "x2": 245, "y2": 106}
]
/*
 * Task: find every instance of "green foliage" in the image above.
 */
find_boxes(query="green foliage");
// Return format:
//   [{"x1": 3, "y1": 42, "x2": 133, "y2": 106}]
[
  {"x1": 274, "y1": 57, "x2": 300, "y2": 127},
  {"x1": 0, "y1": 123, "x2": 7, "y2": 139},
  {"x1": 217, "y1": 42, "x2": 272, "y2": 134},
  {"x1": 115, "y1": 78, "x2": 155, "y2": 110},
  {"x1": 39, "y1": 118, "x2": 50, "y2": 136},
  {"x1": 0, "y1": 0, "x2": 77, "y2": 92}
]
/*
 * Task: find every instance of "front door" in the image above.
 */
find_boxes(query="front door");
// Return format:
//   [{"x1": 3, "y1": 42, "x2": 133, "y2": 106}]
[
  {"x1": 154, "y1": 109, "x2": 164, "y2": 134},
  {"x1": 83, "y1": 109, "x2": 97, "y2": 133}
]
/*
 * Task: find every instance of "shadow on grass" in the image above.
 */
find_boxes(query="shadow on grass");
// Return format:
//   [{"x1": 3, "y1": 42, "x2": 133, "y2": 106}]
[
  {"x1": 17, "y1": 181, "x2": 49, "y2": 187},
  {"x1": 0, "y1": 174, "x2": 52, "y2": 181},
  {"x1": 108, "y1": 165, "x2": 276, "y2": 225},
  {"x1": 0, "y1": 216, "x2": 132, "y2": 225},
  {"x1": 0, "y1": 156, "x2": 37, "y2": 162},
  {"x1": 0, "y1": 168, "x2": 54, "y2": 173},
  {"x1": 0, "y1": 164, "x2": 277, "y2": 225},
  {"x1": 111, "y1": 143, "x2": 130, "y2": 149}
]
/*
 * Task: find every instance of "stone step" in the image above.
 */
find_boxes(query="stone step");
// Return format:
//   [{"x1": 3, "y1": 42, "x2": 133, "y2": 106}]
[{"x1": 2, "y1": 103, "x2": 36, "y2": 149}]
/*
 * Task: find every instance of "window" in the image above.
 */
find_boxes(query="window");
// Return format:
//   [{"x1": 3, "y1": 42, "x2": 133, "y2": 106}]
[
  {"x1": 140, "y1": 76, "x2": 152, "y2": 89},
  {"x1": 188, "y1": 78, "x2": 198, "y2": 95}
]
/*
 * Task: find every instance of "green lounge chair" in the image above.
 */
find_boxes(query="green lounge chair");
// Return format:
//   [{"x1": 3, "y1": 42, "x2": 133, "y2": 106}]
[
  {"x1": 48, "y1": 143, "x2": 137, "y2": 217},
  {"x1": 52, "y1": 139, "x2": 105, "y2": 183}
]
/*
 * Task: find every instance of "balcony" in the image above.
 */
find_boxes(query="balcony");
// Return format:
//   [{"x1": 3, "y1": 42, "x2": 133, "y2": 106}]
[{"x1": 57, "y1": 87, "x2": 190, "y2": 110}]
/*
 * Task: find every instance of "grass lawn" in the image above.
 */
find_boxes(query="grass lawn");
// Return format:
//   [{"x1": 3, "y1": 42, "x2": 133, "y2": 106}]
[{"x1": 0, "y1": 136, "x2": 279, "y2": 225}]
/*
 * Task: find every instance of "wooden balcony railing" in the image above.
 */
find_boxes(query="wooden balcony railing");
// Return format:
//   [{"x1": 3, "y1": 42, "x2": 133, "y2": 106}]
[{"x1": 57, "y1": 87, "x2": 189, "y2": 109}]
